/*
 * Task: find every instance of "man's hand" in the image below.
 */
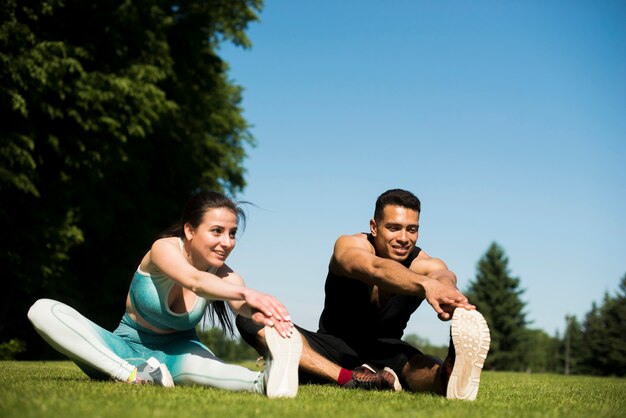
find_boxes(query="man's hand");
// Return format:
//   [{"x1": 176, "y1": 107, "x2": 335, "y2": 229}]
[{"x1": 421, "y1": 277, "x2": 475, "y2": 320}]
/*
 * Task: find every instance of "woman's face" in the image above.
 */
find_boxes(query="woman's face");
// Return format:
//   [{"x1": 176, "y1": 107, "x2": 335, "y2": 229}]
[{"x1": 185, "y1": 207, "x2": 238, "y2": 270}]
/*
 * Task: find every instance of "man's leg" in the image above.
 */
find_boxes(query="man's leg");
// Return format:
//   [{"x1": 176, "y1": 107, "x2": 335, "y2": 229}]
[
  {"x1": 236, "y1": 315, "x2": 341, "y2": 382},
  {"x1": 401, "y1": 352, "x2": 444, "y2": 393},
  {"x1": 236, "y1": 315, "x2": 398, "y2": 390},
  {"x1": 359, "y1": 337, "x2": 440, "y2": 393},
  {"x1": 296, "y1": 334, "x2": 400, "y2": 391}
]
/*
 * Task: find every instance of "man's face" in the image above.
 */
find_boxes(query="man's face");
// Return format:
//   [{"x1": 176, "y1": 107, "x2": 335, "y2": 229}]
[{"x1": 370, "y1": 205, "x2": 419, "y2": 261}]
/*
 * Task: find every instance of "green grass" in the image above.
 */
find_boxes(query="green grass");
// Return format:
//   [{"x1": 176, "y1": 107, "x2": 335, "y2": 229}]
[{"x1": 1, "y1": 361, "x2": 624, "y2": 418}]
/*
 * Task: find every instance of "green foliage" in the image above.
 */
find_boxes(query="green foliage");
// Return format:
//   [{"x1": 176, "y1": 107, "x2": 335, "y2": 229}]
[
  {"x1": 0, "y1": 339, "x2": 26, "y2": 360},
  {"x1": 196, "y1": 326, "x2": 260, "y2": 362},
  {"x1": 403, "y1": 333, "x2": 448, "y2": 361},
  {"x1": 518, "y1": 328, "x2": 560, "y2": 373},
  {"x1": 2, "y1": 362, "x2": 626, "y2": 418},
  {"x1": 560, "y1": 315, "x2": 589, "y2": 375},
  {"x1": 567, "y1": 274, "x2": 626, "y2": 377},
  {"x1": 465, "y1": 242, "x2": 528, "y2": 371},
  {"x1": 0, "y1": 0, "x2": 261, "y2": 357},
  {"x1": 603, "y1": 275, "x2": 626, "y2": 375}
]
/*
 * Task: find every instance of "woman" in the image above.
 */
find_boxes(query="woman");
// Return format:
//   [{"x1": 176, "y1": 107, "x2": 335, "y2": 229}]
[{"x1": 28, "y1": 191, "x2": 302, "y2": 398}]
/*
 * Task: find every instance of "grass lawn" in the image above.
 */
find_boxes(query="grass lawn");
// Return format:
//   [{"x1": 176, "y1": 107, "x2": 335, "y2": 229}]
[{"x1": 1, "y1": 361, "x2": 624, "y2": 418}]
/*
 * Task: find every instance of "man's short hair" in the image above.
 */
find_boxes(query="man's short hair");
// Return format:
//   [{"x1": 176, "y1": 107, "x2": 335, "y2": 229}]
[{"x1": 374, "y1": 189, "x2": 421, "y2": 222}]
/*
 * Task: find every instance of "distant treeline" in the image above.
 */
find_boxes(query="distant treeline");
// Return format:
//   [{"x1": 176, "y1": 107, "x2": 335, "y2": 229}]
[{"x1": 406, "y1": 242, "x2": 626, "y2": 377}]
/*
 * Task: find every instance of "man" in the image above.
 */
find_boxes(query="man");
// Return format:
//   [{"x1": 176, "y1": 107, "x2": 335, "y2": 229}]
[{"x1": 237, "y1": 189, "x2": 490, "y2": 400}]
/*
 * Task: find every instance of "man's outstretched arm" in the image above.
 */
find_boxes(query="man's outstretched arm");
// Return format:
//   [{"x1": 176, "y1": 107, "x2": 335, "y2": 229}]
[
  {"x1": 330, "y1": 235, "x2": 473, "y2": 316},
  {"x1": 409, "y1": 251, "x2": 475, "y2": 320}
]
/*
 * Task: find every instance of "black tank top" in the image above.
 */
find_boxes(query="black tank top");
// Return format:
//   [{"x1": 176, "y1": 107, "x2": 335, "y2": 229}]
[{"x1": 317, "y1": 233, "x2": 423, "y2": 341}]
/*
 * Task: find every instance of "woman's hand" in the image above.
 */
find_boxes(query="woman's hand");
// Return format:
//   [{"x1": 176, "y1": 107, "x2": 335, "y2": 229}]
[{"x1": 243, "y1": 289, "x2": 294, "y2": 337}]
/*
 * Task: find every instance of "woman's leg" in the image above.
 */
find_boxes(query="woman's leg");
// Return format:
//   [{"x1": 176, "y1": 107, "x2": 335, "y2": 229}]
[
  {"x1": 160, "y1": 337, "x2": 264, "y2": 393},
  {"x1": 28, "y1": 298, "x2": 137, "y2": 382},
  {"x1": 158, "y1": 327, "x2": 302, "y2": 398}
]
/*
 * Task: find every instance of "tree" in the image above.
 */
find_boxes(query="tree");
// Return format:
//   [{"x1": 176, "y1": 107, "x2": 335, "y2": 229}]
[
  {"x1": 465, "y1": 242, "x2": 528, "y2": 371},
  {"x1": 196, "y1": 327, "x2": 259, "y2": 363},
  {"x1": 0, "y1": 0, "x2": 262, "y2": 357},
  {"x1": 579, "y1": 274, "x2": 626, "y2": 376},
  {"x1": 581, "y1": 301, "x2": 610, "y2": 375},
  {"x1": 560, "y1": 315, "x2": 587, "y2": 375},
  {"x1": 519, "y1": 328, "x2": 560, "y2": 373},
  {"x1": 603, "y1": 274, "x2": 626, "y2": 376},
  {"x1": 403, "y1": 334, "x2": 447, "y2": 361}
]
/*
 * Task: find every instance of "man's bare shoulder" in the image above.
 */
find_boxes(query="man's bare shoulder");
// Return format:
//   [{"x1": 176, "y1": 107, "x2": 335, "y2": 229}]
[
  {"x1": 332, "y1": 233, "x2": 376, "y2": 268},
  {"x1": 331, "y1": 233, "x2": 376, "y2": 277},
  {"x1": 335, "y1": 233, "x2": 373, "y2": 250}
]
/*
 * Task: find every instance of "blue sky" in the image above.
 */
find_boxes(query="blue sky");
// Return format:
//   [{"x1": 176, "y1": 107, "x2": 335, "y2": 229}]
[{"x1": 220, "y1": 1, "x2": 626, "y2": 345}]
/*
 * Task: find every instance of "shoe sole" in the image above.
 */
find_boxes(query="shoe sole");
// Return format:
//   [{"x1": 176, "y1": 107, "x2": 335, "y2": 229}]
[
  {"x1": 264, "y1": 326, "x2": 303, "y2": 398},
  {"x1": 446, "y1": 309, "x2": 490, "y2": 401},
  {"x1": 159, "y1": 364, "x2": 175, "y2": 388},
  {"x1": 157, "y1": 363, "x2": 175, "y2": 388}
]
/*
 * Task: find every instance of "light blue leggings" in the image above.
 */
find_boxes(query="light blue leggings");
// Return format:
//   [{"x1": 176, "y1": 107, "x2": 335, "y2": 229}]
[{"x1": 28, "y1": 298, "x2": 263, "y2": 392}]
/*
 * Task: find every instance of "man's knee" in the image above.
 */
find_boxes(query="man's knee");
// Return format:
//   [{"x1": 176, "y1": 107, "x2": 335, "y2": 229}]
[{"x1": 401, "y1": 353, "x2": 443, "y2": 393}]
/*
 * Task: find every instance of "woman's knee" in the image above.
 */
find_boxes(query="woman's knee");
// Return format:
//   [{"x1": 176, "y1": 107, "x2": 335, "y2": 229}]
[{"x1": 27, "y1": 298, "x2": 59, "y2": 328}]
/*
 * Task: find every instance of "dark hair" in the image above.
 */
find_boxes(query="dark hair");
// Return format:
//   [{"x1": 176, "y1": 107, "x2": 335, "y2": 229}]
[
  {"x1": 159, "y1": 190, "x2": 246, "y2": 239},
  {"x1": 160, "y1": 190, "x2": 247, "y2": 336},
  {"x1": 373, "y1": 189, "x2": 421, "y2": 222}
]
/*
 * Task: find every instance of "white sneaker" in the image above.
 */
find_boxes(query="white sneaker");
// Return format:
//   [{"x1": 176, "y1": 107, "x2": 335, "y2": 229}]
[
  {"x1": 446, "y1": 309, "x2": 491, "y2": 400},
  {"x1": 263, "y1": 326, "x2": 303, "y2": 398},
  {"x1": 131, "y1": 357, "x2": 175, "y2": 387}
]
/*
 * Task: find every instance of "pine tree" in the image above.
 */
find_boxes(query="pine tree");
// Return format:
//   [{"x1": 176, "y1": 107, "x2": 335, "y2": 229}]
[
  {"x1": 605, "y1": 274, "x2": 626, "y2": 376},
  {"x1": 561, "y1": 315, "x2": 588, "y2": 375},
  {"x1": 465, "y1": 242, "x2": 528, "y2": 371},
  {"x1": 581, "y1": 274, "x2": 626, "y2": 376},
  {"x1": 582, "y1": 301, "x2": 609, "y2": 375}
]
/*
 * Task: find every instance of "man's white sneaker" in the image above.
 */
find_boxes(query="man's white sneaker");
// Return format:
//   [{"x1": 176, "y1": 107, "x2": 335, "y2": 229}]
[
  {"x1": 445, "y1": 309, "x2": 491, "y2": 401},
  {"x1": 263, "y1": 326, "x2": 303, "y2": 398}
]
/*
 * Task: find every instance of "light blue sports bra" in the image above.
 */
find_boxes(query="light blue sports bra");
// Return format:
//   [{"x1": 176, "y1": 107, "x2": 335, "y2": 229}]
[
  {"x1": 126, "y1": 239, "x2": 210, "y2": 332},
  {"x1": 127, "y1": 268, "x2": 209, "y2": 332}
]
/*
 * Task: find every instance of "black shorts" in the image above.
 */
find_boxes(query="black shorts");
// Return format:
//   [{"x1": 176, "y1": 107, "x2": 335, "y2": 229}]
[{"x1": 235, "y1": 315, "x2": 422, "y2": 388}]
